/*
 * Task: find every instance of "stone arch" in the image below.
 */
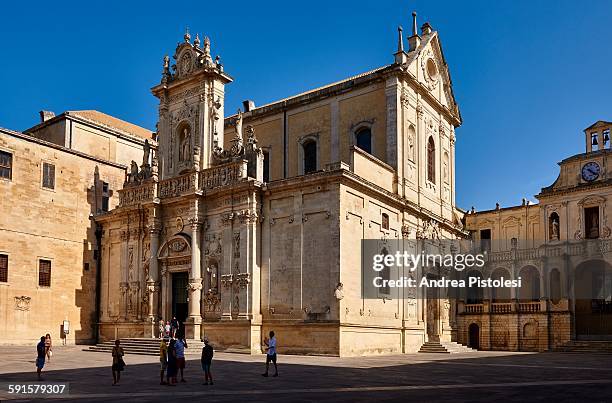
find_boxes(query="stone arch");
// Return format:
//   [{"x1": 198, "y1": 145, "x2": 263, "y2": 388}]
[
  {"x1": 158, "y1": 234, "x2": 192, "y2": 259},
  {"x1": 298, "y1": 134, "x2": 319, "y2": 175}
]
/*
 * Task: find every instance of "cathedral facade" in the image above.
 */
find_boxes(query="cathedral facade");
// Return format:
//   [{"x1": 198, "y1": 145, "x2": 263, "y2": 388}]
[{"x1": 96, "y1": 16, "x2": 467, "y2": 356}]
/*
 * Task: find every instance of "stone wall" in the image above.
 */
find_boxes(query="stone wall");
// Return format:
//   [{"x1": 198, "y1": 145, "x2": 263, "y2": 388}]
[{"x1": 0, "y1": 130, "x2": 130, "y2": 345}]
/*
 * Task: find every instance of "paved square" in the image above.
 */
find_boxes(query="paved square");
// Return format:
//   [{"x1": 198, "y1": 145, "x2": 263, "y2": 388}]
[{"x1": 1, "y1": 345, "x2": 611, "y2": 402}]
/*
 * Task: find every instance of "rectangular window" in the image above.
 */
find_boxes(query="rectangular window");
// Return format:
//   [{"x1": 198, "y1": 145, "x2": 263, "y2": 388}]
[
  {"x1": 0, "y1": 254, "x2": 7, "y2": 282},
  {"x1": 102, "y1": 181, "x2": 110, "y2": 212},
  {"x1": 585, "y1": 207, "x2": 600, "y2": 239},
  {"x1": 39, "y1": 259, "x2": 51, "y2": 287},
  {"x1": 42, "y1": 162, "x2": 55, "y2": 189},
  {"x1": 480, "y1": 229, "x2": 491, "y2": 252},
  {"x1": 0, "y1": 150, "x2": 12, "y2": 180}
]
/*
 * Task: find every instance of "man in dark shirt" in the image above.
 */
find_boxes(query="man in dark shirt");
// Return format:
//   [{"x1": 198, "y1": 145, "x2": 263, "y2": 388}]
[
  {"x1": 201, "y1": 337, "x2": 214, "y2": 385},
  {"x1": 36, "y1": 336, "x2": 46, "y2": 380}
]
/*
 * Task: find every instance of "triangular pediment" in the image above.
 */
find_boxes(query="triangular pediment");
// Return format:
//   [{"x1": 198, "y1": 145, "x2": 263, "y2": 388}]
[{"x1": 407, "y1": 32, "x2": 460, "y2": 121}]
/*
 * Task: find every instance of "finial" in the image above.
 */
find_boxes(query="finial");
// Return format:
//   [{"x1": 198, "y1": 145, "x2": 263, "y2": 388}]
[
  {"x1": 412, "y1": 12, "x2": 418, "y2": 37},
  {"x1": 397, "y1": 26, "x2": 404, "y2": 52},
  {"x1": 194, "y1": 33, "x2": 201, "y2": 47},
  {"x1": 184, "y1": 26, "x2": 191, "y2": 43}
]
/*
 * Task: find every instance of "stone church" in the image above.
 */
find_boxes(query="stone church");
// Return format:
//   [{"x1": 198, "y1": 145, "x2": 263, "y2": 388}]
[{"x1": 96, "y1": 14, "x2": 467, "y2": 355}]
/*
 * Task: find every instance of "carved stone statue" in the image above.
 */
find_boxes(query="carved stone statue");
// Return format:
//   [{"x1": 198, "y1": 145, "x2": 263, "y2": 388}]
[
  {"x1": 142, "y1": 139, "x2": 151, "y2": 166},
  {"x1": 551, "y1": 217, "x2": 560, "y2": 240},
  {"x1": 235, "y1": 109, "x2": 243, "y2": 139},
  {"x1": 130, "y1": 161, "x2": 139, "y2": 182},
  {"x1": 180, "y1": 127, "x2": 191, "y2": 162}
]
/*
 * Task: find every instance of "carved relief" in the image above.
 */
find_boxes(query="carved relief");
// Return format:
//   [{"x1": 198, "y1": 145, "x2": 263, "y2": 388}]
[{"x1": 14, "y1": 296, "x2": 31, "y2": 311}]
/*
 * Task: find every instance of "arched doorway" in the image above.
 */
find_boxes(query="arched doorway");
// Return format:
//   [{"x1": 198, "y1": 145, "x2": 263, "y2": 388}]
[
  {"x1": 575, "y1": 259, "x2": 612, "y2": 339},
  {"x1": 468, "y1": 323, "x2": 480, "y2": 349}
]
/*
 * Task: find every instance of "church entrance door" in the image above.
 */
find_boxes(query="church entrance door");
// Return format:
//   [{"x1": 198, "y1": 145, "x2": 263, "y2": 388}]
[{"x1": 172, "y1": 272, "x2": 189, "y2": 336}]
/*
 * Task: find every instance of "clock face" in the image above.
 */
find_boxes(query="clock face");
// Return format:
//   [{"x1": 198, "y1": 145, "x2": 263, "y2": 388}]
[{"x1": 582, "y1": 161, "x2": 601, "y2": 182}]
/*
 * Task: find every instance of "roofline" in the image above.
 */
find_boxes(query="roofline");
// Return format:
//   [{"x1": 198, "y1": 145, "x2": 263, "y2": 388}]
[
  {"x1": 223, "y1": 60, "x2": 461, "y2": 127},
  {"x1": 24, "y1": 112, "x2": 154, "y2": 145},
  {"x1": 0, "y1": 127, "x2": 127, "y2": 169}
]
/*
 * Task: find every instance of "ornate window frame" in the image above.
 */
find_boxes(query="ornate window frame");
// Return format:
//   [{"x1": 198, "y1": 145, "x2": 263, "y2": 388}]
[
  {"x1": 577, "y1": 195, "x2": 609, "y2": 239},
  {"x1": 298, "y1": 133, "x2": 320, "y2": 175}
]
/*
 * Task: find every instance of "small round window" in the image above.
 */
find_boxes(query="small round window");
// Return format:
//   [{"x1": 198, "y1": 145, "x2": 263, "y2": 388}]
[{"x1": 426, "y1": 58, "x2": 438, "y2": 81}]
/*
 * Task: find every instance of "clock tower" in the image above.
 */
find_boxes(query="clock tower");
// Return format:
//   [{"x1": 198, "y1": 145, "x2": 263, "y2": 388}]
[{"x1": 151, "y1": 31, "x2": 233, "y2": 179}]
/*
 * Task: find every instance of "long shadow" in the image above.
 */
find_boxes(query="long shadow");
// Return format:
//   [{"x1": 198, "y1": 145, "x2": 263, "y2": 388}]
[{"x1": 3, "y1": 352, "x2": 612, "y2": 402}]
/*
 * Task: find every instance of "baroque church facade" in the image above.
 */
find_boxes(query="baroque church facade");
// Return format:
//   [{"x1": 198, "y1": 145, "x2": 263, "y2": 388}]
[{"x1": 96, "y1": 15, "x2": 467, "y2": 355}]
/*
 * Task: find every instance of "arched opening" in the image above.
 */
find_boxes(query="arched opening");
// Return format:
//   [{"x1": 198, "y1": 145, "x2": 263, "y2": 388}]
[
  {"x1": 468, "y1": 323, "x2": 480, "y2": 349},
  {"x1": 355, "y1": 127, "x2": 372, "y2": 154},
  {"x1": 575, "y1": 259, "x2": 612, "y2": 339},
  {"x1": 519, "y1": 266, "x2": 540, "y2": 301},
  {"x1": 549, "y1": 212, "x2": 560, "y2": 240},
  {"x1": 466, "y1": 270, "x2": 483, "y2": 304},
  {"x1": 303, "y1": 140, "x2": 317, "y2": 174},
  {"x1": 427, "y1": 136, "x2": 435, "y2": 183},
  {"x1": 491, "y1": 268, "x2": 511, "y2": 302}
]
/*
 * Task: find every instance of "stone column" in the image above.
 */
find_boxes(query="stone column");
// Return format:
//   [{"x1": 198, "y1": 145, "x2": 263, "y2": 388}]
[
  {"x1": 147, "y1": 224, "x2": 161, "y2": 320},
  {"x1": 186, "y1": 219, "x2": 203, "y2": 340}
]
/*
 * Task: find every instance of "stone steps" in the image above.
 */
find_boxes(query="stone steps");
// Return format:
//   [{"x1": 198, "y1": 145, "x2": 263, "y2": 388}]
[
  {"x1": 418, "y1": 341, "x2": 476, "y2": 354},
  {"x1": 85, "y1": 338, "x2": 198, "y2": 356},
  {"x1": 557, "y1": 341, "x2": 612, "y2": 353}
]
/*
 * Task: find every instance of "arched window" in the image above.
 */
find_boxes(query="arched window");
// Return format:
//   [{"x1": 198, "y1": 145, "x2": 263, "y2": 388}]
[
  {"x1": 427, "y1": 136, "x2": 435, "y2": 183},
  {"x1": 549, "y1": 212, "x2": 560, "y2": 241},
  {"x1": 355, "y1": 127, "x2": 372, "y2": 154},
  {"x1": 381, "y1": 213, "x2": 389, "y2": 230},
  {"x1": 303, "y1": 140, "x2": 317, "y2": 174}
]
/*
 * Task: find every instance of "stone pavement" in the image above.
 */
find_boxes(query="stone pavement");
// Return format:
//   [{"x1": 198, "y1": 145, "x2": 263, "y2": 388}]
[{"x1": 1, "y1": 345, "x2": 612, "y2": 402}]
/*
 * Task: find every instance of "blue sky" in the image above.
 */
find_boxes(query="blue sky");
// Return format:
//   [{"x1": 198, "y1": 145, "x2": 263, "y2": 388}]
[{"x1": 0, "y1": 0, "x2": 610, "y2": 210}]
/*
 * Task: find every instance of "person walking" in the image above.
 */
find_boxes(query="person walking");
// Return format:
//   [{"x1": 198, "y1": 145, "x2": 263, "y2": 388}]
[
  {"x1": 170, "y1": 316, "x2": 179, "y2": 339},
  {"x1": 159, "y1": 337, "x2": 168, "y2": 385},
  {"x1": 111, "y1": 339, "x2": 125, "y2": 386},
  {"x1": 175, "y1": 338, "x2": 187, "y2": 382},
  {"x1": 44, "y1": 333, "x2": 53, "y2": 361},
  {"x1": 262, "y1": 331, "x2": 278, "y2": 377},
  {"x1": 36, "y1": 336, "x2": 46, "y2": 380},
  {"x1": 166, "y1": 339, "x2": 177, "y2": 386},
  {"x1": 201, "y1": 337, "x2": 214, "y2": 385}
]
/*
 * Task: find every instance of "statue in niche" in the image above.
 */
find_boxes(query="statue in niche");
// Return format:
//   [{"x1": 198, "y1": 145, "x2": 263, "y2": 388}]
[
  {"x1": 551, "y1": 217, "x2": 560, "y2": 240},
  {"x1": 179, "y1": 127, "x2": 191, "y2": 162}
]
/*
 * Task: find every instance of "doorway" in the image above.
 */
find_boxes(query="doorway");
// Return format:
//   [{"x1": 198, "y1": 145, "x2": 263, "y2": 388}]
[
  {"x1": 575, "y1": 260, "x2": 612, "y2": 339},
  {"x1": 468, "y1": 323, "x2": 480, "y2": 349},
  {"x1": 171, "y1": 272, "x2": 188, "y2": 337}
]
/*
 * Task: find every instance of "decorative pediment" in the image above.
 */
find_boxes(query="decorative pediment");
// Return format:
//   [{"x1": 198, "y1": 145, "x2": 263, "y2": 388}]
[
  {"x1": 158, "y1": 234, "x2": 192, "y2": 258},
  {"x1": 502, "y1": 216, "x2": 522, "y2": 227},
  {"x1": 578, "y1": 195, "x2": 606, "y2": 207}
]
